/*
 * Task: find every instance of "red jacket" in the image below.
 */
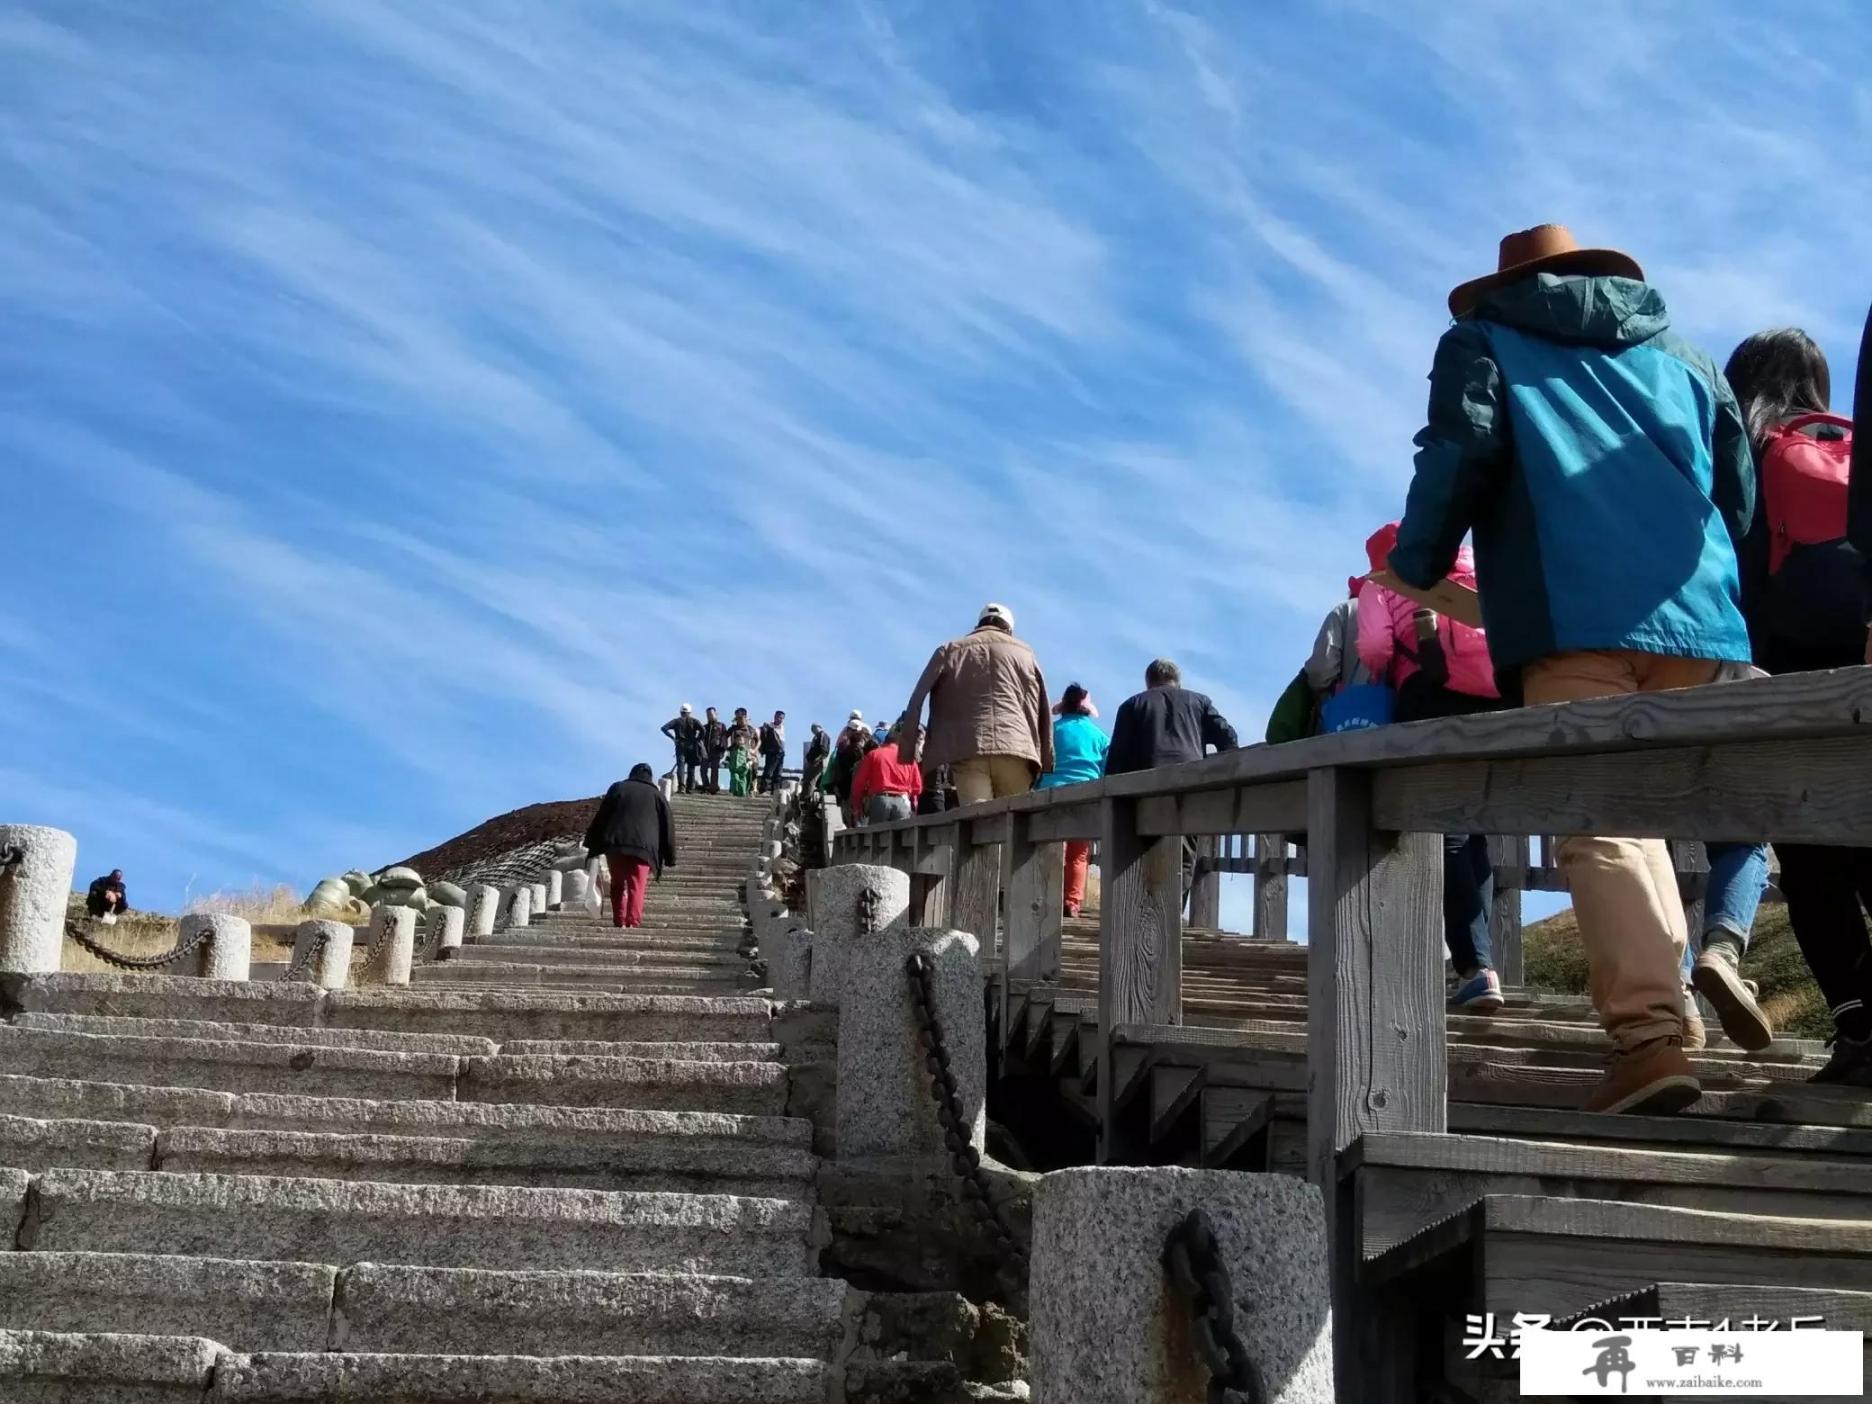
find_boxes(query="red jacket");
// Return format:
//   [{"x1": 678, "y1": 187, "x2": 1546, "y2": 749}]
[{"x1": 851, "y1": 746, "x2": 923, "y2": 816}]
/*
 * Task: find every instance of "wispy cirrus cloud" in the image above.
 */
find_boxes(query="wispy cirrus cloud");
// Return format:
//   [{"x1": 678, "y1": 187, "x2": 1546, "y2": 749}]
[{"x1": 4, "y1": 1, "x2": 1867, "y2": 924}]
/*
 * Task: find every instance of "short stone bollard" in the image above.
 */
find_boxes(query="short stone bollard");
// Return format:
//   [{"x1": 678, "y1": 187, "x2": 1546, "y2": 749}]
[
  {"x1": 837, "y1": 926, "x2": 982, "y2": 1160},
  {"x1": 467, "y1": 885, "x2": 500, "y2": 938},
  {"x1": 0, "y1": 824, "x2": 78, "y2": 974},
  {"x1": 768, "y1": 919, "x2": 813, "y2": 1000},
  {"x1": 173, "y1": 914, "x2": 251, "y2": 981},
  {"x1": 806, "y1": 864, "x2": 909, "y2": 1006},
  {"x1": 1030, "y1": 1168, "x2": 1334, "y2": 1404},
  {"x1": 365, "y1": 905, "x2": 417, "y2": 985},
  {"x1": 546, "y1": 869, "x2": 564, "y2": 910},
  {"x1": 508, "y1": 886, "x2": 532, "y2": 929},
  {"x1": 289, "y1": 919, "x2": 353, "y2": 989},
  {"x1": 529, "y1": 880, "x2": 549, "y2": 915},
  {"x1": 424, "y1": 904, "x2": 465, "y2": 958},
  {"x1": 563, "y1": 868, "x2": 592, "y2": 911}
]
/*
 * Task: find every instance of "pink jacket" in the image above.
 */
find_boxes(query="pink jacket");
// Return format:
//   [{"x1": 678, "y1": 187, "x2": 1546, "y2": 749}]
[{"x1": 1356, "y1": 534, "x2": 1498, "y2": 699}]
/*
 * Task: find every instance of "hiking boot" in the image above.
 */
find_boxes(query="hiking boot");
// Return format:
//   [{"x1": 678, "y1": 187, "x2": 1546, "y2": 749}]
[
  {"x1": 1584, "y1": 1037, "x2": 1702, "y2": 1115},
  {"x1": 1691, "y1": 943, "x2": 1774, "y2": 1052},
  {"x1": 1450, "y1": 968, "x2": 1504, "y2": 1013},
  {"x1": 1680, "y1": 998, "x2": 1707, "y2": 1052},
  {"x1": 1809, "y1": 1033, "x2": 1872, "y2": 1088}
]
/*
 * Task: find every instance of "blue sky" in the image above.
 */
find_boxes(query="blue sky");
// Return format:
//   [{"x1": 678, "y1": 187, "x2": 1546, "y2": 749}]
[{"x1": 5, "y1": 1, "x2": 1869, "y2": 913}]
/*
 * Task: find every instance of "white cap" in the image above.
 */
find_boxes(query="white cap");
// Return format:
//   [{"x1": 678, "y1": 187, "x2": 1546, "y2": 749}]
[
  {"x1": 978, "y1": 602, "x2": 1014, "y2": 630},
  {"x1": 849, "y1": 709, "x2": 863, "y2": 721},
  {"x1": 680, "y1": 703, "x2": 692, "y2": 713}
]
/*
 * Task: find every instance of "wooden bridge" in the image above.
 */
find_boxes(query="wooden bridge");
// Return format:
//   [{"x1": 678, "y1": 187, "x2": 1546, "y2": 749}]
[{"x1": 831, "y1": 666, "x2": 1872, "y2": 1399}]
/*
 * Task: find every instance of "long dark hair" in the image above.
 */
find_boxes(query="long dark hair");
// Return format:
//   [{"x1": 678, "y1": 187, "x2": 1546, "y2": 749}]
[{"x1": 1724, "y1": 329, "x2": 1830, "y2": 452}]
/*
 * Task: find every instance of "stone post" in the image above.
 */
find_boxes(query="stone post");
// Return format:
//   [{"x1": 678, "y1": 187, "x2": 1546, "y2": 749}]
[
  {"x1": 806, "y1": 864, "x2": 909, "y2": 1007},
  {"x1": 546, "y1": 870, "x2": 564, "y2": 910},
  {"x1": 508, "y1": 886, "x2": 532, "y2": 930},
  {"x1": 291, "y1": 919, "x2": 353, "y2": 989},
  {"x1": 178, "y1": 914, "x2": 251, "y2": 981},
  {"x1": 467, "y1": 885, "x2": 500, "y2": 938},
  {"x1": 1029, "y1": 1168, "x2": 1333, "y2": 1404},
  {"x1": 836, "y1": 927, "x2": 979, "y2": 1160},
  {"x1": 563, "y1": 869, "x2": 592, "y2": 911},
  {"x1": 528, "y1": 881, "x2": 548, "y2": 915},
  {"x1": 769, "y1": 919, "x2": 813, "y2": 1000},
  {"x1": 365, "y1": 905, "x2": 417, "y2": 985},
  {"x1": 0, "y1": 824, "x2": 77, "y2": 975},
  {"x1": 424, "y1": 904, "x2": 464, "y2": 958}
]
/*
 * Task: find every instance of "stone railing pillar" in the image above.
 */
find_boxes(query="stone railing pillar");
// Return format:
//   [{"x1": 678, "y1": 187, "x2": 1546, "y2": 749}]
[
  {"x1": 1030, "y1": 1168, "x2": 1334, "y2": 1403},
  {"x1": 365, "y1": 905, "x2": 417, "y2": 985},
  {"x1": 546, "y1": 870, "x2": 564, "y2": 910},
  {"x1": 563, "y1": 868, "x2": 592, "y2": 911},
  {"x1": 528, "y1": 880, "x2": 548, "y2": 916},
  {"x1": 0, "y1": 824, "x2": 77, "y2": 974},
  {"x1": 837, "y1": 927, "x2": 982, "y2": 1160},
  {"x1": 804, "y1": 864, "x2": 909, "y2": 1006},
  {"x1": 291, "y1": 919, "x2": 353, "y2": 988},
  {"x1": 507, "y1": 886, "x2": 532, "y2": 929},
  {"x1": 182, "y1": 914, "x2": 251, "y2": 981},
  {"x1": 467, "y1": 885, "x2": 500, "y2": 937},
  {"x1": 425, "y1": 904, "x2": 464, "y2": 958}
]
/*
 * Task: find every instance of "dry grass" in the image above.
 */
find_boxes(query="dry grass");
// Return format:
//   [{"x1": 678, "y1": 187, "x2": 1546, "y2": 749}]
[{"x1": 60, "y1": 887, "x2": 327, "y2": 974}]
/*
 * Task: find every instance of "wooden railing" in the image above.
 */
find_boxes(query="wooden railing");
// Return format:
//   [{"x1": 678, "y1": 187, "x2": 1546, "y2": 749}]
[{"x1": 831, "y1": 667, "x2": 1872, "y2": 1256}]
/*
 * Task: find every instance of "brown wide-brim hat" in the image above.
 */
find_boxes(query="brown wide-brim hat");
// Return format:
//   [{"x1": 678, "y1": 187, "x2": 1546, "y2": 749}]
[{"x1": 1449, "y1": 223, "x2": 1643, "y2": 318}]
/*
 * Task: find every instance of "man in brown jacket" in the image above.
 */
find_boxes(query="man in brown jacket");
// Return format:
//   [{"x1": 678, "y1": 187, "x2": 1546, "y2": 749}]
[{"x1": 898, "y1": 603, "x2": 1053, "y2": 805}]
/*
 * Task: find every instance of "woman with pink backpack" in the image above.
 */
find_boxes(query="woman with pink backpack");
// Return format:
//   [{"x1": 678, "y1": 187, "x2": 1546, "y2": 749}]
[{"x1": 1356, "y1": 523, "x2": 1505, "y2": 1012}]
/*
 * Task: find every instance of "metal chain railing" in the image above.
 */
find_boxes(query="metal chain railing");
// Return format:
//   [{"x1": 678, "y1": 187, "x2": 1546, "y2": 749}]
[
  {"x1": 0, "y1": 844, "x2": 24, "y2": 878},
  {"x1": 905, "y1": 950, "x2": 1027, "y2": 1301},
  {"x1": 65, "y1": 920, "x2": 213, "y2": 971},
  {"x1": 276, "y1": 927, "x2": 329, "y2": 982},
  {"x1": 1162, "y1": 1207, "x2": 1266, "y2": 1404}
]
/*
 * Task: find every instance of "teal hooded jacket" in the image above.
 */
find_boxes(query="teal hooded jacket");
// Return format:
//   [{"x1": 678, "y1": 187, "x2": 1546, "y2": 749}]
[{"x1": 1390, "y1": 274, "x2": 1754, "y2": 684}]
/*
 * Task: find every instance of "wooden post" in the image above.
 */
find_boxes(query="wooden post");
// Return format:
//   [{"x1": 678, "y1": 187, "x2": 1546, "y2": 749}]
[
  {"x1": 1252, "y1": 833, "x2": 1289, "y2": 940},
  {"x1": 1306, "y1": 767, "x2": 1442, "y2": 1401},
  {"x1": 1097, "y1": 796, "x2": 1184, "y2": 1162},
  {"x1": 1002, "y1": 814, "x2": 1064, "y2": 983},
  {"x1": 1188, "y1": 834, "x2": 1222, "y2": 930},
  {"x1": 1488, "y1": 834, "x2": 1528, "y2": 986},
  {"x1": 922, "y1": 834, "x2": 955, "y2": 927},
  {"x1": 951, "y1": 838, "x2": 1001, "y2": 963}
]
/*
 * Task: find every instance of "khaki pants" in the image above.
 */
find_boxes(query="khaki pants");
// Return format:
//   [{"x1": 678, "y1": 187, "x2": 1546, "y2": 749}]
[
  {"x1": 1522, "y1": 650, "x2": 1720, "y2": 1050},
  {"x1": 952, "y1": 755, "x2": 1036, "y2": 806}
]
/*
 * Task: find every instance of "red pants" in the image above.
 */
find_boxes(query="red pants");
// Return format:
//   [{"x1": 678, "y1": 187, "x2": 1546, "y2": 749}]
[
  {"x1": 1064, "y1": 841, "x2": 1091, "y2": 915},
  {"x1": 607, "y1": 853, "x2": 651, "y2": 928}
]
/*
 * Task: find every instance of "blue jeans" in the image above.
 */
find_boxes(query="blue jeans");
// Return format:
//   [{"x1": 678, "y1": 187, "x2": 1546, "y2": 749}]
[
  {"x1": 1445, "y1": 833, "x2": 1493, "y2": 974},
  {"x1": 1680, "y1": 842, "x2": 1769, "y2": 981}
]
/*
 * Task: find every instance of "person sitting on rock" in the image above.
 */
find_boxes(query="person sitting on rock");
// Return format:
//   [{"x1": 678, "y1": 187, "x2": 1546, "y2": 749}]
[
  {"x1": 583, "y1": 764, "x2": 676, "y2": 930},
  {"x1": 85, "y1": 869, "x2": 128, "y2": 924}
]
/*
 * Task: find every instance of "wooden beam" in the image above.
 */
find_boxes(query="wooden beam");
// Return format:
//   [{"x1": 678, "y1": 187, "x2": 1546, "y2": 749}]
[
  {"x1": 1097, "y1": 795, "x2": 1184, "y2": 1162},
  {"x1": 951, "y1": 838, "x2": 1001, "y2": 966},
  {"x1": 1253, "y1": 833, "x2": 1289, "y2": 941},
  {"x1": 1002, "y1": 813, "x2": 1059, "y2": 986},
  {"x1": 1188, "y1": 835, "x2": 1221, "y2": 930},
  {"x1": 1133, "y1": 781, "x2": 1309, "y2": 838},
  {"x1": 1025, "y1": 801, "x2": 1100, "y2": 843},
  {"x1": 1488, "y1": 834, "x2": 1527, "y2": 985},
  {"x1": 1372, "y1": 735, "x2": 1872, "y2": 843}
]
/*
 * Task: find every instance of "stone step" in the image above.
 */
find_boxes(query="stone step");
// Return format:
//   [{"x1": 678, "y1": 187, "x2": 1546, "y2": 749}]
[
  {"x1": 417, "y1": 971, "x2": 757, "y2": 997},
  {"x1": 415, "y1": 961, "x2": 752, "y2": 988},
  {"x1": 9, "y1": 1012, "x2": 500, "y2": 1057},
  {"x1": 0, "y1": 1027, "x2": 460, "y2": 1102},
  {"x1": 0, "y1": 1112, "x2": 156, "y2": 1172},
  {"x1": 3, "y1": 976, "x2": 776, "y2": 1043},
  {"x1": 477, "y1": 931, "x2": 749, "y2": 954},
  {"x1": 0, "y1": 1331, "x2": 831, "y2": 1403},
  {"x1": 0, "y1": 1254, "x2": 848, "y2": 1358},
  {"x1": 0, "y1": 1074, "x2": 811, "y2": 1150},
  {"x1": 501, "y1": 1040, "x2": 782, "y2": 1061},
  {"x1": 455, "y1": 944, "x2": 747, "y2": 969},
  {"x1": 16, "y1": 1169, "x2": 817, "y2": 1275},
  {"x1": 460, "y1": 1054, "x2": 788, "y2": 1115}
]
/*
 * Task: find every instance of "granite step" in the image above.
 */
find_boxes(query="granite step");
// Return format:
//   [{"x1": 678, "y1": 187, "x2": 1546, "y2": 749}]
[
  {"x1": 415, "y1": 961, "x2": 753, "y2": 988},
  {"x1": 0, "y1": 1254, "x2": 848, "y2": 1358},
  {"x1": 0, "y1": 1331, "x2": 833, "y2": 1404},
  {"x1": 459, "y1": 1053, "x2": 789, "y2": 1115},
  {"x1": 0, "y1": 1074, "x2": 812, "y2": 1150},
  {"x1": 500, "y1": 1040, "x2": 782, "y2": 1061},
  {"x1": 455, "y1": 944, "x2": 747, "y2": 969},
  {"x1": 9, "y1": 1012, "x2": 500, "y2": 1057},
  {"x1": 16, "y1": 1168, "x2": 817, "y2": 1276},
  {"x1": 476, "y1": 931, "x2": 750, "y2": 954}
]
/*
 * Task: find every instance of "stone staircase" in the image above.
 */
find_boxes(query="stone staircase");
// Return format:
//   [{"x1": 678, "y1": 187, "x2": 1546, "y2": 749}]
[{"x1": 0, "y1": 792, "x2": 986, "y2": 1401}]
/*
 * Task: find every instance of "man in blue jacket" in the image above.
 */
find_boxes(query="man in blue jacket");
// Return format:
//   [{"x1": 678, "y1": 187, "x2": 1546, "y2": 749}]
[{"x1": 1389, "y1": 225, "x2": 1754, "y2": 1117}]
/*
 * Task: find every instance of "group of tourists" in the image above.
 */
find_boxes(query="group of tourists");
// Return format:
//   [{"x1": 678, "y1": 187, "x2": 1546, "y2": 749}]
[{"x1": 660, "y1": 705, "x2": 788, "y2": 797}]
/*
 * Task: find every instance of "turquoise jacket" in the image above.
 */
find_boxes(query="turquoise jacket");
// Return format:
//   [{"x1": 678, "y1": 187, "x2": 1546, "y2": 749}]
[
  {"x1": 1038, "y1": 714, "x2": 1108, "y2": 789},
  {"x1": 1391, "y1": 274, "x2": 1754, "y2": 684}
]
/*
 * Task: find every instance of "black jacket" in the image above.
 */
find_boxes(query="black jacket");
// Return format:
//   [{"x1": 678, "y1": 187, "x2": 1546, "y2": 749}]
[
  {"x1": 1850, "y1": 302, "x2": 1872, "y2": 620},
  {"x1": 584, "y1": 779, "x2": 677, "y2": 875},
  {"x1": 661, "y1": 715, "x2": 704, "y2": 754},
  {"x1": 1106, "y1": 686, "x2": 1238, "y2": 775},
  {"x1": 702, "y1": 720, "x2": 729, "y2": 758}
]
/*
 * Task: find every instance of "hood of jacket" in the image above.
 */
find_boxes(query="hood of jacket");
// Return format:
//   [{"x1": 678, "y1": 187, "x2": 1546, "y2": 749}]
[
  {"x1": 1366, "y1": 520, "x2": 1475, "y2": 590},
  {"x1": 1471, "y1": 273, "x2": 1670, "y2": 348}
]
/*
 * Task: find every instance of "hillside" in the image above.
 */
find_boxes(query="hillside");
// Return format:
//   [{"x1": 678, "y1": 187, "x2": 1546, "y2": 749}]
[
  {"x1": 396, "y1": 796, "x2": 601, "y2": 878},
  {"x1": 1525, "y1": 904, "x2": 1832, "y2": 1040}
]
